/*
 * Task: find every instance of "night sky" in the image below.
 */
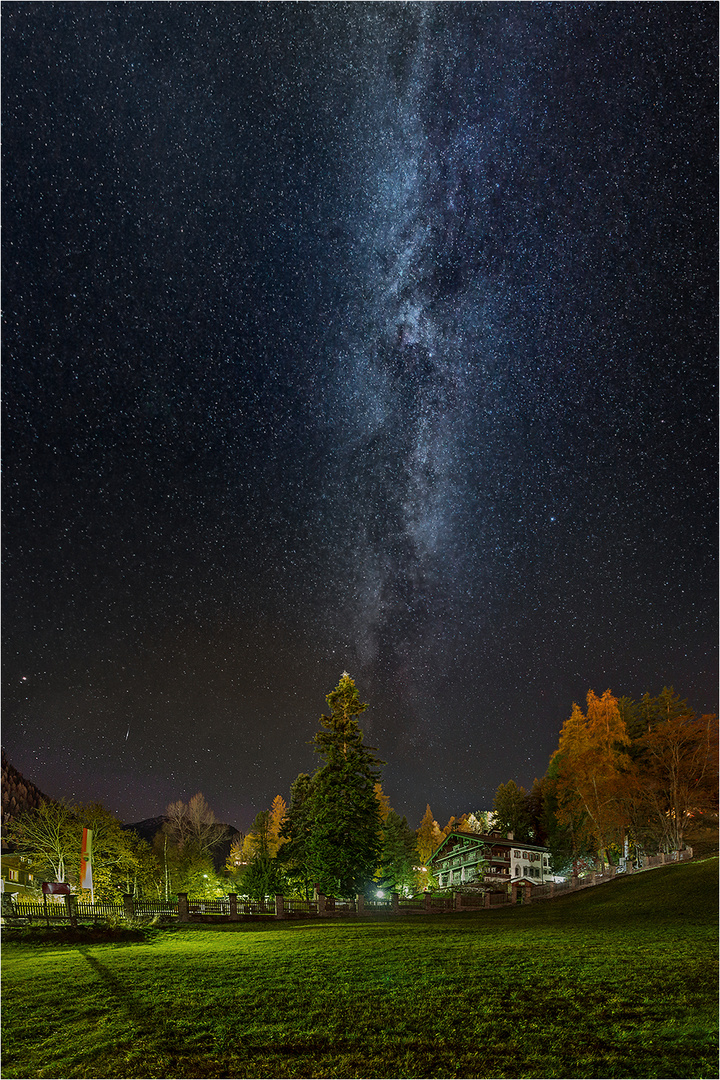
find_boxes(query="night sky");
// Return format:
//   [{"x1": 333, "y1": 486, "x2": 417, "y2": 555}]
[{"x1": 3, "y1": 3, "x2": 717, "y2": 833}]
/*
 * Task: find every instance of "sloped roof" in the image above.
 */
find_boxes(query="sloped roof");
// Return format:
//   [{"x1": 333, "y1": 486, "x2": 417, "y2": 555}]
[
  {"x1": 428, "y1": 829, "x2": 550, "y2": 864},
  {"x1": 427, "y1": 830, "x2": 488, "y2": 864}
]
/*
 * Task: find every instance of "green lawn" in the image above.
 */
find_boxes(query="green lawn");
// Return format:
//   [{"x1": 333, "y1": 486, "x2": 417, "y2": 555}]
[{"x1": 2, "y1": 858, "x2": 718, "y2": 1079}]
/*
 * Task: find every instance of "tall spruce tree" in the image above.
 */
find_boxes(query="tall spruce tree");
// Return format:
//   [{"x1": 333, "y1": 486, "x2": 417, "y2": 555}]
[
  {"x1": 278, "y1": 773, "x2": 315, "y2": 900},
  {"x1": 377, "y1": 810, "x2": 419, "y2": 894},
  {"x1": 306, "y1": 672, "x2": 384, "y2": 896}
]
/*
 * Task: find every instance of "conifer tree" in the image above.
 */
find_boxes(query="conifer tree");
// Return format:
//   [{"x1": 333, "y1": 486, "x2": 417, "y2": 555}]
[
  {"x1": 238, "y1": 810, "x2": 285, "y2": 901},
  {"x1": 279, "y1": 773, "x2": 315, "y2": 899},
  {"x1": 492, "y1": 780, "x2": 533, "y2": 841},
  {"x1": 527, "y1": 779, "x2": 547, "y2": 844},
  {"x1": 376, "y1": 810, "x2": 418, "y2": 894},
  {"x1": 268, "y1": 795, "x2": 287, "y2": 858},
  {"x1": 415, "y1": 804, "x2": 443, "y2": 862},
  {"x1": 305, "y1": 672, "x2": 384, "y2": 896},
  {"x1": 374, "y1": 782, "x2": 392, "y2": 822}
]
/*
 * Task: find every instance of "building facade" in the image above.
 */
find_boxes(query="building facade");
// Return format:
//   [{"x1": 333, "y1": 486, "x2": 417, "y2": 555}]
[
  {"x1": 0, "y1": 853, "x2": 38, "y2": 897},
  {"x1": 428, "y1": 827, "x2": 552, "y2": 890}
]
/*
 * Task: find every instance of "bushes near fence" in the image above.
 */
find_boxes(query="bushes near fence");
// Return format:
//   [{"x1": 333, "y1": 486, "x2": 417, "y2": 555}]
[{"x1": 3, "y1": 847, "x2": 692, "y2": 926}]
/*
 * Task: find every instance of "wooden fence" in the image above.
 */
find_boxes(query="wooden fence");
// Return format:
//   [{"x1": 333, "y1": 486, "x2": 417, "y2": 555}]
[{"x1": 3, "y1": 847, "x2": 693, "y2": 926}]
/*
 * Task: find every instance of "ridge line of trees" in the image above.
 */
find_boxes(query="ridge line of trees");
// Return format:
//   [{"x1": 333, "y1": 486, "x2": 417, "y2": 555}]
[{"x1": 4, "y1": 680, "x2": 717, "y2": 899}]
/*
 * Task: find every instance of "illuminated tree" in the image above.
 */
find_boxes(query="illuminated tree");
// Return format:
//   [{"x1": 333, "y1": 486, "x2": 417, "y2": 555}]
[
  {"x1": 74, "y1": 803, "x2": 153, "y2": 900},
  {"x1": 7, "y1": 800, "x2": 157, "y2": 900},
  {"x1": 306, "y1": 672, "x2": 384, "y2": 896},
  {"x1": 552, "y1": 689, "x2": 632, "y2": 869},
  {"x1": 636, "y1": 712, "x2": 718, "y2": 851},
  {"x1": 160, "y1": 792, "x2": 228, "y2": 899},
  {"x1": 120, "y1": 825, "x2": 162, "y2": 899},
  {"x1": 163, "y1": 792, "x2": 227, "y2": 857},
  {"x1": 463, "y1": 812, "x2": 488, "y2": 835},
  {"x1": 278, "y1": 772, "x2": 315, "y2": 899},
  {"x1": 268, "y1": 795, "x2": 287, "y2": 858},
  {"x1": 374, "y1": 782, "x2": 392, "y2": 822},
  {"x1": 5, "y1": 800, "x2": 80, "y2": 883},
  {"x1": 376, "y1": 810, "x2": 418, "y2": 894},
  {"x1": 224, "y1": 833, "x2": 247, "y2": 873},
  {"x1": 441, "y1": 815, "x2": 458, "y2": 837},
  {"x1": 237, "y1": 810, "x2": 285, "y2": 901},
  {"x1": 415, "y1": 804, "x2": 443, "y2": 862}
]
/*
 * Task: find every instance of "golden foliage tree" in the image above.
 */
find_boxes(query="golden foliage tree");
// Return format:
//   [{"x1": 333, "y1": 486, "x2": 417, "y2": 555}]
[
  {"x1": 415, "y1": 804, "x2": 443, "y2": 862},
  {"x1": 374, "y1": 783, "x2": 392, "y2": 822},
  {"x1": 268, "y1": 795, "x2": 287, "y2": 858},
  {"x1": 552, "y1": 689, "x2": 632, "y2": 869}
]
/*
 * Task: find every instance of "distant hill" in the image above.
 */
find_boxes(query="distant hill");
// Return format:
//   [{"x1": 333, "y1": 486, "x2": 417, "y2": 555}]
[
  {"x1": 1, "y1": 752, "x2": 50, "y2": 828},
  {"x1": 124, "y1": 816, "x2": 242, "y2": 873},
  {"x1": 123, "y1": 816, "x2": 167, "y2": 845},
  {"x1": 1, "y1": 759, "x2": 241, "y2": 872}
]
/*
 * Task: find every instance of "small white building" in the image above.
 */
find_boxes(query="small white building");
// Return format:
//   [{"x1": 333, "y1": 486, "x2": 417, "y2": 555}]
[{"x1": 509, "y1": 845, "x2": 552, "y2": 883}]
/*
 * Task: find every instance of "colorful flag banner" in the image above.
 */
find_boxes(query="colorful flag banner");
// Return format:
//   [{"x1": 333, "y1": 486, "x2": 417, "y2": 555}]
[{"x1": 80, "y1": 827, "x2": 93, "y2": 891}]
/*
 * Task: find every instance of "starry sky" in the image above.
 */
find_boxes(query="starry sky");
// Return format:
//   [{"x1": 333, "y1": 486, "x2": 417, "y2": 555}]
[{"x1": 3, "y1": 2, "x2": 717, "y2": 833}]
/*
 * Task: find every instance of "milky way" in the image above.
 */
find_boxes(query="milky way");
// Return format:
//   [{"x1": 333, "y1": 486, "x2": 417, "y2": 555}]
[{"x1": 3, "y1": 4, "x2": 716, "y2": 830}]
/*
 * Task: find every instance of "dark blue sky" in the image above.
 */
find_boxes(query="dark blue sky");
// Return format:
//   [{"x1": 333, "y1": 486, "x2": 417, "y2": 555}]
[{"x1": 3, "y1": 2, "x2": 717, "y2": 832}]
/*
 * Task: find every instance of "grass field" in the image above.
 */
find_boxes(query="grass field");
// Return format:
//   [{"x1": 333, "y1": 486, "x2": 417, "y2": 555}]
[{"x1": 2, "y1": 858, "x2": 718, "y2": 1079}]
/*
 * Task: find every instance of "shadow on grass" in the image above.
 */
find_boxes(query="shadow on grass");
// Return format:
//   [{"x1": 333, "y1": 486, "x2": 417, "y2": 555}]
[{"x1": 79, "y1": 950, "x2": 150, "y2": 1028}]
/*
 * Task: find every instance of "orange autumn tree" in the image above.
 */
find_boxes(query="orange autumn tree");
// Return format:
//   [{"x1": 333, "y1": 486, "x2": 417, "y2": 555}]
[
  {"x1": 267, "y1": 795, "x2": 287, "y2": 858},
  {"x1": 415, "y1": 804, "x2": 443, "y2": 861},
  {"x1": 552, "y1": 689, "x2": 633, "y2": 870},
  {"x1": 415, "y1": 804, "x2": 443, "y2": 891},
  {"x1": 637, "y1": 712, "x2": 718, "y2": 852}
]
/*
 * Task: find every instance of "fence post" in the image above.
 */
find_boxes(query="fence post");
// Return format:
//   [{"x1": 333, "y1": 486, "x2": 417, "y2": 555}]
[
  {"x1": 523, "y1": 883, "x2": 532, "y2": 905},
  {"x1": 511, "y1": 883, "x2": 518, "y2": 905},
  {"x1": 356, "y1": 893, "x2": 365, "y2": 915},
  {"x1": 483, "y1": 891, "x2": 491, "y2": 909},
  {"x1": 423, "y1": 890, "x2": 431, "y2": 911},
  {"x1": 64, "y1": 893, "x2": 78, "y2": 927},
  {"x1": 661, "y1": 852, "x2": 667, "y2": 865},
  {"x1": 317, "y1": 892, "x2": 326, "y2": 917},
  {"x1": 453, "y1": 892, "x2": 463, "y2": 912},
  {"x1": 275, "y1": 895, "x2": 285, "y2": 920},
  {"x1": 177, "y1": 893, "x2": 190, "y2": 922},
  {"x1": 391, "y1": 892, "x2": 400, "y2": 914},
  {"x1": 123, "y1": 893, "x2": 135, "y2": 920},
  {"x1": 228, "y1": 894, "x2": 239, "y2": 921}
]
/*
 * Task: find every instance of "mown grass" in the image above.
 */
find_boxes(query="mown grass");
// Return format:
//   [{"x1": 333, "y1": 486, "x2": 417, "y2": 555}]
[{"x1": 2, "y1": 858, "x2": 718, "y2": 1079}]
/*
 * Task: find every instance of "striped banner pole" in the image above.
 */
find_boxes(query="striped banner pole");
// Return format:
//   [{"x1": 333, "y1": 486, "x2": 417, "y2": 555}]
[{"x1": 80, "y1": 828, "x2": 94, "y2": 904}]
